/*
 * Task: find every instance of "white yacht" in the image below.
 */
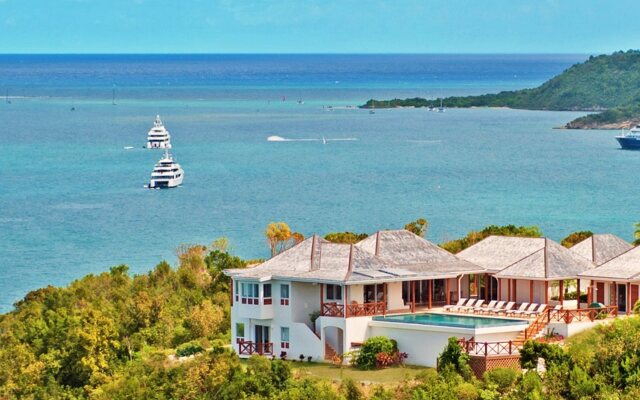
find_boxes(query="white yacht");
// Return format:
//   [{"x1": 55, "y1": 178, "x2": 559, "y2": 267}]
[
  {"x1": 147, "y1": 150, "x2": 184, "y2": 188},
  {"x1": 146, "y1": 115, "x2": 172, "y2": 149}
]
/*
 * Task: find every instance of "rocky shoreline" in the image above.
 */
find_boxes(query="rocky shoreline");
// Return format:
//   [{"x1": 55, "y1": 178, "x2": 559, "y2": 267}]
[{"x1": 562, "y1": 119, "x2": 640, "y2": 130}]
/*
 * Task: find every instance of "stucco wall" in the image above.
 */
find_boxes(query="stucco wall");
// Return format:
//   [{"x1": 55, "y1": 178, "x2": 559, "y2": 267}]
[
  {"x1": 387, "y1": 282, "x2": 406, "y2": 310},
  {"x1": 292, "y1": 282, "x2": 320, "y2": 325}
]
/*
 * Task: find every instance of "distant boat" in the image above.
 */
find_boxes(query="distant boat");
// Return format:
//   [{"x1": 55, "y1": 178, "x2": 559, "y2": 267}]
[
  {"x1": 146, "y1": 115, "x2": 172, "y2": 149},
  {"x1": 437, "y1": 98, "x2": 446, "y2": 113},
  {"x1": 369, "y1": 109, "x2": 375, "y2": 114},
  {"x1": 5, "y1": 89, "x2": 11, "y2": 104},
  {"x1": 146, "y1": 149, "x2": 184, "y2": 189},
  {"x1": 322, "y1": 136, "x2": 328, "y2": 145},
  {"x1": 616, "y1": 125, "x2": 640, "y2": 149},
  {"x1": 297, "y1": 99, "x2": 304, "y2": 105},
  {"x1": 112, "y1": 87, "x2": 117, "y2": 106},
  {"x1": 124, "y1": 146, "x2": 134, "y2": 150}
]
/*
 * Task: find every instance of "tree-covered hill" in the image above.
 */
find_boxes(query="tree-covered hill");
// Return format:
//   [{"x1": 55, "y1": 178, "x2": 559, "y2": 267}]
[{"x1": 362, "y1": 50, "x2": 640, "y2": 128}]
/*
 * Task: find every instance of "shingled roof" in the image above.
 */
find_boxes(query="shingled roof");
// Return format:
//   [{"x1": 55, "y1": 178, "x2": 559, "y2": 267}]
[
  {"x1": 494, "y1": 238, "x2": 595, "y2": 280},
  {"x1": 579, "y1": 245, "x2": 640, "y2": 281},
  {"x1": 226, "y1": 230, "x2": 485, "y2": 284},
  {"x1": 457, "y1": 236, "x2": 547, "y2": 272},
  {"x1": 570, "y1": 234, "x2": 632, "y2": 266}
]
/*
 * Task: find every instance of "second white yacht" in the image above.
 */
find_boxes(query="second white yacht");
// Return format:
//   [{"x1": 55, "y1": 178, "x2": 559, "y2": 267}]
[
  {"x1": 147, "y1": 150, "x2": 184, "y2": 188},
  {"x1": 146, "y1": 115, "x2": 172, "y2": 149}
]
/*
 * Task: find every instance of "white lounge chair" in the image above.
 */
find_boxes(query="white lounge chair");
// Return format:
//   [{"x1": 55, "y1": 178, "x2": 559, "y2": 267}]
[
  {"x1": 481, "y1": 300, "x2": 504, "y2": 314},
  {"x1": 512, "y1": 303, "x2": 538, "y2": 317},
  {"x1": 443, "y1": 298, "x2": 467, "y2": 312},
  {"x1": 496, "y1": 301, "x2": 516, "y2": 315},
  {"x1": 505, "y1": 302, "x2": 529, "y2": 316},
  {"x1": 474, "y1": 300, "x2": 496, "y2": 314},
  {"x1": 524, "y1": 303, "x2": 547, "y2": 317},
  {"x1": 451, "y1": 298, "x2": 476, "y2": 312},
  {"x1": 461, "y1": 299, "x2": 484, "y2": 313}
]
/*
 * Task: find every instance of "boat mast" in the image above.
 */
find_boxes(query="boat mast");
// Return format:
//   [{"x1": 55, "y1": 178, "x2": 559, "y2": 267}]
[{"x1": 112, "y1": 86, "x2": 116, "y2": 106}]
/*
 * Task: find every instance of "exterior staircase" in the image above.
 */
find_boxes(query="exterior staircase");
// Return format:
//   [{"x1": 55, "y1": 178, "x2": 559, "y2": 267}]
[
  {"x1": 515, "y1": 311, "x2": 549, "y2": 342},
  {"x1": 324, "y1": 342, "x2": 338, "y2": 361}
]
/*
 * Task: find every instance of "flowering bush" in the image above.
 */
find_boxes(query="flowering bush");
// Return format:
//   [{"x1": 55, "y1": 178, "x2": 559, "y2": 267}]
[{"x1": 375, "y1": 351, "x2": 408, "y2": 368}]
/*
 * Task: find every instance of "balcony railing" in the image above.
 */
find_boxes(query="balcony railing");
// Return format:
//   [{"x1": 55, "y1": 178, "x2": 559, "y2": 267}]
[
  {"x1": 458, "y1": 337, "x2": 524, "y2": 356},
  {"x1": 238, "y1": 341, "x2": 274, "y2": 355},
  {"x1": 321, "y1": 301, "x2": 386, "y2": 317},
  {"x1": 547, "y1": 305, "x2": 617, "y2": 323},
  {"x1": 346, "y1": 302, "x2": 386, "y2": 317}
]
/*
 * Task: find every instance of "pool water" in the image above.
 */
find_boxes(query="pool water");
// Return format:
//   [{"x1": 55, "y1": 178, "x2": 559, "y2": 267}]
[{"x1": 372, "y1": 313, "x2": 529, "y2": 329}]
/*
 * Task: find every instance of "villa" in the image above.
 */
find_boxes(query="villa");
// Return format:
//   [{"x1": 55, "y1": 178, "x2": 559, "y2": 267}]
[{"x1": 224, "y1": 230, "x2": 632, "y2": 373}]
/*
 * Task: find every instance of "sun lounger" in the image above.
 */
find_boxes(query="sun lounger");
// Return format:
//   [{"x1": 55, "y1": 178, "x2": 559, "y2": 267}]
[
  {"x1": 474, "y1": 300, "x2": 496, "y2": 314},
  {"x1": 461, "y1": 299, "x2": 483, "y2": 313},
  {"x1": 512, "y1": 303, "x2": 538, "y2": 317},
  {"x1": 495, "y1": 301, "x2": 516, "y2": 315},
  {"x1": 443, "y1": 298, "x2": 467, "y2": 312},
  {"x1": 451, "y1": 298, "x2": 476, "y2": 312},
  {"x1": 505, "y1": 302, "x2": 529, "y2": 316},
  {"x1": 481, "y1": 300, "x2": 504, "y2": 314},
  {"x1": 524, "y1": 303, "x2": 547, "y2": 317}
]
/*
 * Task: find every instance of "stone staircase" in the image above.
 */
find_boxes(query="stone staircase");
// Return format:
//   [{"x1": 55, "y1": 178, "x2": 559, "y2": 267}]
[
  {"x1": 324, "y1": 342, "x2": 338, "y2": 361},
  {"x1": 515, "y1": 312, "x2": 549, "y2": 342}
]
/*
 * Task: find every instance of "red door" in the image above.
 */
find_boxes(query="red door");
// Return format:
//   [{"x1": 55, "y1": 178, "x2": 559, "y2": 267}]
[{"x1": 596, "y1": 282, "x2": 605, "y2": 303}]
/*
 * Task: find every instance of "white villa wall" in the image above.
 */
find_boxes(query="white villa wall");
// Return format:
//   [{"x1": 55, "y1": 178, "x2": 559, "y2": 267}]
[
  {"x1": 290, "y1": 322, "x2": 323, "y2": 360},
  {"x1": 291, "y1": 282, "x2": 320, "y2": 325},
  {"x1": 345, "y1": 317, "x2": 372, "y2": 350},
  {"x1": 387, "y1": 282, "x2": 406, "y2": 310},
  {"x1": 349, "y1": 285, "x2": 364, "y2": 303},
  {"x1": 548, "y1": 319, "x2": 612, "y2": 338}
]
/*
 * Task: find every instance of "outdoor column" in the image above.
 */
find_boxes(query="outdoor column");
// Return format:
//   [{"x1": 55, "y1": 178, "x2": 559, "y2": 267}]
[
  {"x1": 612, "y1": 282, "x2": 617, "y2": 306},
  {"x1": 497, "y1": 279, "x2": 502, "y2": 301},
  {"x1": 457, "y1": 276, "x2": 461, "y2": 302},
  {"x1": 559, "y1": 280, "x2": 564, "y2": 304},
  {"x1": 411, "y1": 281, "x2": 416, "y2": 313},
  {"x1": 507, "y1": 279, "x2": 512, "y2": 302},
  {"x1": 513, "y1": 279, "x2": 517, "y2": 303},
  {"x1": 627, "y1": 282, "x2": 631, "y2": 316},
  {"x1": 475, "y1": 275, "x2": 479, "y2": 299},
  {"x1": 544, "y1": 281, "x2": 549, "y2": 304},
  {"x1": 320, "y1": 284, "x2": 324, "y2": 312},
  {"x1": 382, "y1": 284, "x2": 387, "y2": 316},
  {"x1": 484, "y1": 273, "x2": 489, "y2": 302},
  {"x1": 344, "y1": 285, "x2": 349, "y2": 318},
  {"x1": 529, "y1": 280, "x2": 534, "y2": 304},
  {"x1": 428, "y1": 279, "x2": 432, "y2": 309},
  {"x1": 446, "y1": 279, "x2": 451, "y2": 305},
  {"x1": 588, "y1": 280, "x2": 593, "y2": 304},
  {"x1": 576, "y1": 279, "x2": 581, "y2": 307}
]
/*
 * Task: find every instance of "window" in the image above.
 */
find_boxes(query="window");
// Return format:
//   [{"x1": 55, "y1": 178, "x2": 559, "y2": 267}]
[
  {"x1": 263, "y1": 284, "x2": 272, "y2": 305},
  {"x1": 240, "y1": 282, "x2": 259, "y2": 305},
  {"x1": 326, "y1": 284, "x2": 343, "y2": 301},
  {"x1": 234, "y1": 281, "x2": 239, "y2": 302},
  {"x1": 236, "y1": 323, "x2": 245, "y2": 343},
  {"x1": 280, "y1": 284, "x2": 290, "y2": 305},
  {"x1": 281, "y1": 327, "x2": 290, "y2": 349},
  {"x1": 364, "y1": 284, "x2": 385, "y2": 303}
]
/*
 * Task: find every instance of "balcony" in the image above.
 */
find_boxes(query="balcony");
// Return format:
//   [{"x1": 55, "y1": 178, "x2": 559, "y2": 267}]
[
  {"x1": 321, "y1": 301, "x2": 386, "y2": 318},
  {"x1": 238, "y1": 341, "x2": 274, "y2": 356}
]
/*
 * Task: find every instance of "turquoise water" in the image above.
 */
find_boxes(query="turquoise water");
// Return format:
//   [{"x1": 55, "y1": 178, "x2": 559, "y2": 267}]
[
  {"x1": 373, "y1": 313, "x2": 528, "y2": 329},
  {"x1": 5, "y1": 53, "x2": 636, "y2": 313}
]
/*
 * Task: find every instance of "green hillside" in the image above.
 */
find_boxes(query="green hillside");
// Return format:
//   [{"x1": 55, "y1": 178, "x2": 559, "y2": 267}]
[{"x1": 362, "y1": 50, "x2": 640, "y2": 128}]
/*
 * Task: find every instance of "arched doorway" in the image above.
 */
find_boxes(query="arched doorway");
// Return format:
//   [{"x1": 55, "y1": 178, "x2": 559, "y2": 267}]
[{"x1": 323, "y1": 326, "x2": 344, "y2": 360}]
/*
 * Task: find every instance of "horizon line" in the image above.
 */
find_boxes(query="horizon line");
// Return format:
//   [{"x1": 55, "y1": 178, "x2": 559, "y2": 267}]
[{"x1": 0, "y1": 52, "x2": 595, "y2": 56}]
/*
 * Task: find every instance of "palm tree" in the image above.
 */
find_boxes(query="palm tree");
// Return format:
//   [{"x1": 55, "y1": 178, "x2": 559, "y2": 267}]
[{"x1": 634, "y1": 222, "x2": 640, "y2": 246}]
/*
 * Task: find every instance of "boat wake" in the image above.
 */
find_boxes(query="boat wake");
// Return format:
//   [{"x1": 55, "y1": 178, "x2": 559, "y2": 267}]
[{"x1": 267, "y1": 135, "x2": 358, "y2": 142}]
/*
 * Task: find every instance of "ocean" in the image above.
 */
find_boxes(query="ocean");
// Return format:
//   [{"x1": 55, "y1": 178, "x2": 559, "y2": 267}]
[{"x1": 2, "y1": 53, "x2": 633, "y2": 312}]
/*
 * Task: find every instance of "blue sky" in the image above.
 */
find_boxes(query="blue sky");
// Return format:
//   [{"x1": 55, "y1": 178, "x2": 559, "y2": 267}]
[{"x1": 0, "y1": 0, "x2": 639, "y2": 54}]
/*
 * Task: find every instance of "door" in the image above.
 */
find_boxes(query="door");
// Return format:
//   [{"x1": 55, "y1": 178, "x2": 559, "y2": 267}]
[
  {"x1": 255, "y1": 325, "x2": 270, "y2": 354},
  {"x1": 596, "y1": 282, "x2": 605, "y2": 303},
  {"x1": 617, "y1": 284, "x2": 627, "y2": 313}
]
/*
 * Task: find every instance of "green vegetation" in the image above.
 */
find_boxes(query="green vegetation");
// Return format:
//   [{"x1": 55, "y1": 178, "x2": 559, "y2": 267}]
[
  {"x1": 362, "y1": 50, "x2": 640, "y2": 128},
  {"x1": 324, "y1": 231, "x2": 369, "y2": 244},
  {"x1": 404, "y1": 218, "x2": 429, "y2": 238},
  {"x1": 560, "y1": 230, "x2": 593, "y2": 248},
  {"x1": 440, "y1": 224, "x2": 542, "y2": 253},
  {"x1": 353, "y1": 336, "x2": 398, "y2": 370}
]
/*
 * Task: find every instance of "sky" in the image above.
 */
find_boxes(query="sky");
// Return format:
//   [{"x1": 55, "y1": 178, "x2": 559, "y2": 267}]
[{"x1": 0, "y1": 0, "x2": 639, "y2": 54}]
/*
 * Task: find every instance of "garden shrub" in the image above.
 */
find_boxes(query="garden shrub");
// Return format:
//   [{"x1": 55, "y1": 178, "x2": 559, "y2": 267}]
[
  {"x1": 437, "y1": 337, "x2": 472, "y2": 379},
  {"x1": 354, "y1": 336, "x2": 396, "y2": 370},
  {"x1": 483, "y1": 367, "x2": 518, "y2": 393},
  {"x1": 175, "y1": 341, "x2": 204, "y2": 357}
]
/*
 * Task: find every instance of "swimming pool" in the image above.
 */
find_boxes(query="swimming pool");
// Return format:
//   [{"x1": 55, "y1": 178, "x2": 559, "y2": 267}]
[{"x1": 372, "y1": 313, "x2": 529, "y2": 329}]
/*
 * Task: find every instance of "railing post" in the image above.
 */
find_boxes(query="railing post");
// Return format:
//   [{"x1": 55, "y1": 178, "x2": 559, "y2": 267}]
[{"x1": 509, "y1": 341, "x2": 512, "y2": 355}]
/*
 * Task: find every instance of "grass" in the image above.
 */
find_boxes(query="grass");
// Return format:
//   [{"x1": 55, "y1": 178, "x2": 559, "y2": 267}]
[{"x1": 240, "y1": 358, "x2": 430, "y2": 383}]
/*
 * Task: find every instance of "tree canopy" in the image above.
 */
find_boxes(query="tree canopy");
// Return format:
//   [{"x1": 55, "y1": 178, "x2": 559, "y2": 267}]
[{"x1": 440, "y1": 224, "x2": 543, "y2": 253}]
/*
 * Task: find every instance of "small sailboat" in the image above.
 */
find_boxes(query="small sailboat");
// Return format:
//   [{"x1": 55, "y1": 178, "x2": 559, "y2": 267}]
[
  {"x1": 322, "y1": 137, "x2": 328, "y2": 145},
  {"x1": 112, "y1": 87, "x2": 117, "y2": 106},
  {"x1": 437, "y1": 98, "x2": 445, "y2": 113},
  {"x1": 5, "y1": 89, "x2": 11, "y2": 104}
]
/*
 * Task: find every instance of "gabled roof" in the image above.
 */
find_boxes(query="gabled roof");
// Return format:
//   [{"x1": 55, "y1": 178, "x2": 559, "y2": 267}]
[
  {"x1": 579, "y1": 245, "x2": 640, "y2": 281},
  {"x1": 494, "y1": 238, "x2": 595, "y2": 280},
  {"x1": 355, "y1": 230, "x2": 485, "y2": 275},
  {"x1": 570, "y1": 234, "x2": 632, "y2": 266},
  {"x1": 225, "y1": 230, "x2": 485, "y2": 284},
  {"x1": 457, "y1": 236, "x2": 547, "y2": 272}
]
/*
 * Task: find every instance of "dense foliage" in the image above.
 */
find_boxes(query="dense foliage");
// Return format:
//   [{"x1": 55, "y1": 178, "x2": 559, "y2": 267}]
[
  {"x1": 560, "y1": 231, "x2": 593, "y2": 248},
  {"x1": 440, "y1": 224, "x2": 543, "y2": 253},
  {"x1": 362, "y1": 50, "x2": 640, "y2": 128},
  {"x1": 324, "y1": 231, "x2": 370, "y2": 244},
  {"x1": 354, "y1": 337, "x2": 398, "y2": 370}
]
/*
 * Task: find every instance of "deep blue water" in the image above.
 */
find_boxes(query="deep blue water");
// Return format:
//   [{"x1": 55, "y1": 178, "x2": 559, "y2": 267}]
[{"x1": 4, "y1": 53, "x2": 632, "y2": 313}]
